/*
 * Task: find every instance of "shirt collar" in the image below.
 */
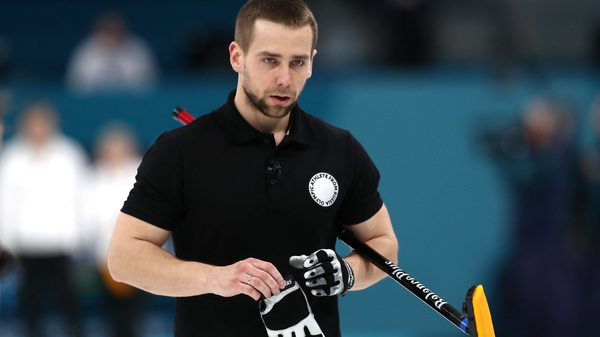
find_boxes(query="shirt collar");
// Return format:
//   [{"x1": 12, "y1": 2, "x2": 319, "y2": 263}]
[{"x1": 213, "y1": 90, "x2": 315, "y2": 145}]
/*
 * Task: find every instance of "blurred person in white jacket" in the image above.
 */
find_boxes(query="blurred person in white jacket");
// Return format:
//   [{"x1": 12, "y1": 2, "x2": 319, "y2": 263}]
[
  {"x1": 0, "y1": 89, "x2": 14, "y2": 280},
  {"x1": 65, "y1": 10, "x2": 159, "y2": 94},
  {"x1": 0, "y1": 101, "x2": 87, "y2": 337},
  {"x1": 85, "y1": 122, "x2": 142, "y2": 337}
]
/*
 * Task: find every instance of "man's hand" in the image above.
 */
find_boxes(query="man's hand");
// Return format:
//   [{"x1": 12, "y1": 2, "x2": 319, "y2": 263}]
[
  {"x1": 289, "y1": 249, "x2": 355, "y2": 296},
  {"x1": 210, "y1": 258, "x2": 286, "y2": 301}
]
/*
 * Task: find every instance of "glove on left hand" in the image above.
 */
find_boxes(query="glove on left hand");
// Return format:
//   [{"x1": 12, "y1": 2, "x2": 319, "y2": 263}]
[{"x1": 289, "y1": 249, "x2": 355, "y2": 297}]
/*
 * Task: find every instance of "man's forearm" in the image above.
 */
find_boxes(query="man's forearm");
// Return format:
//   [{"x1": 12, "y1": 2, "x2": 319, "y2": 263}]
[
  {"x1": 108, "y1": 212, "x2": 285, "y2": 301},
  {"x1": 108, "y1": 237, "x2": 215, "y2": 297},
  {"x1": 345, "y1": 234, "x2": 398, "y2": 291},
  {"x1": 341, "y1": 204, "x2": 398, "y2": 291}
]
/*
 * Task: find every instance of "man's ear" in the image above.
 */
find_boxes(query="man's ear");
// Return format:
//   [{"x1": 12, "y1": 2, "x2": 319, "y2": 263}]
[
  {"x1": 307, "y1": 49, "x2": 317, "y2": 79},
  {"x1": 229, "y1": 41, "x2": 243, "y2": 74}
]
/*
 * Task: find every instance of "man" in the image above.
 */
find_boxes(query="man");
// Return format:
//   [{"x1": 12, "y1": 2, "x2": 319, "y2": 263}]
[
  {"x1": 0, "y1": 101, "x2": 87, "y2": 337},
  {"x1": 65, "y1": 10, "x2": 159, "y2": 94},
  {"x1": 0, "y1": 94, "x2": 12, "y2": 280},
  {"x1": 0, "y1": 89, "x2": 7, "y2": 149},
  {"x1": 108, "y1": 0, "x2": 398, "y2": 336},
  {"x1": 87, "y1": 123, "x2": 143, "y2": 337},
  {"x1": 0, "y1": 105, "x2": 3, "y2": 148}
]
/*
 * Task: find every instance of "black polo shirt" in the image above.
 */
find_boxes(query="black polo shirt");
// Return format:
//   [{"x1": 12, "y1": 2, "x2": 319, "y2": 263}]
[{"x1": 122, "y1": 90, "x2": 383, "y2": 337}]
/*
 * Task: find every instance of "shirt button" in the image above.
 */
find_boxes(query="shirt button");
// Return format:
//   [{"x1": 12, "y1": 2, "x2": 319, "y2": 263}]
[
  {"x1": 263, "y1": 138, "x2": 270, "y2": 144},
  {"x1": 270, "y1": 179, "x2": 277, "y2": 185}
]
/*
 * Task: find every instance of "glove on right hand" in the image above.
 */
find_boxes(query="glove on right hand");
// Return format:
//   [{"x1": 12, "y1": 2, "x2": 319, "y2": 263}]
[
  {"x1": 289, "y1": 249, "x2": 354, "y2": 297},
  {"x1": 259, "y1": 274, "x2": 325, "y2": 337}
]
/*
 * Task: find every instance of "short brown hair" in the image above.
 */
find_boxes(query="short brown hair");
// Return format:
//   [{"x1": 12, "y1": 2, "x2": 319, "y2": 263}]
[{"x1": 235, "y1": 0, "x2": 318, "y2": 52}]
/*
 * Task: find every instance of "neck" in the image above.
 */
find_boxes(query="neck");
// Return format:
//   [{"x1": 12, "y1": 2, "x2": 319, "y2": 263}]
[{"x1": 234, "y1": 91, "x2": 290, "y2": 145}]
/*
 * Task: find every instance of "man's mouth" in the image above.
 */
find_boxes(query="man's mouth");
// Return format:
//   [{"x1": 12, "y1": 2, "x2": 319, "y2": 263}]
[{"x1": 271, "y1": 95, "x2": 291, "y2": 105}]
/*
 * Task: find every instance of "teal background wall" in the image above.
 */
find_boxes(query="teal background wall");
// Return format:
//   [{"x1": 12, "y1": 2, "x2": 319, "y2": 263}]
[
  {"x1": 0, "y1": 1, "x2": 598, "y2": 335},
  {"x1": 2, "y1": 67, "x2": 598, "y2": 336}
]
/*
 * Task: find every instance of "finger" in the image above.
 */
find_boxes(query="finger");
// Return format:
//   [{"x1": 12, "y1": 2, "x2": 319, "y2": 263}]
[
  {"x1": 251, "y1": 269, "x2": 284, "y2": 297},
  {"x1": 305, "y1": 274, "x2": 336, "y2": 288},
  {"x1": 311, "y1": 288, "x2": 327, "y2": 297},
  {"x1": 242, "y1": 282, "x2": 262, "y2": 301},
  {"x1": 246, "y1": 258, "x2": 285, "y2": 291},
  {"x1": 310, "y1": 281, "x2": 344, "y2": 297},
  {"x1": 246, "y1": 274, "x2": 276, "y2": 299},
  {"x1": 247, "y1": 259, "x2": 285, "y2": 294},
  {"x1": 289, "y1": 255, "x2": 308, "y2": 269},
  {"x1": 241, "y1": 273, "x2": 274, "y2": 301},
  {"x1": 329, "y1": 282, "x2": 344, "y2": 295},
  {"x1": 303, "y1": 265, "x2": 326, "y2": 279},
  {"x1": 237, "y1": 274, "x2": 263, "y2": 301},
  {"x1": 305, "y1": 276, "x2": 327, "y2": 287},
  {"x1": 303, "y1": 249, "x2": 335, "y2": 268},
  {"x1": 305, "y1": 260, "x2": 340, "y2": 280}
]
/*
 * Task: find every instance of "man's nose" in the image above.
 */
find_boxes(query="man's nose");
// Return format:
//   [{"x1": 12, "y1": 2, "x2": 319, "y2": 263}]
[{"x1": 276, "y1": 66, "x2": 292, "y2": 87}]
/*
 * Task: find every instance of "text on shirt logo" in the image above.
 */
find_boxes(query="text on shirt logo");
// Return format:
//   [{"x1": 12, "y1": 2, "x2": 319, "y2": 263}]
[{"x1": 308, "y1": 172, "x2": 339, "y2": 207}]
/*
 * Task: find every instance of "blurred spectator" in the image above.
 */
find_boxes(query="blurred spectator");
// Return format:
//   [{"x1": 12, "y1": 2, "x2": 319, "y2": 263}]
[
  {"x1": 593, "y1": 1, "x2": 600, "y2": 64},
  {"x1": 0, "y1": 101, "x2": 88, "y2": 337},
  {"x1": 0, "y1": 35, "x2": 11, "y2": 78},
  {"x1": 571, "y1": 93, "x2": 600, "y2": 336},
  {"x1": 578, "y1": 94, "x2": 600, "y2": 238},
  {"x1": 0, "y1": 89, "x2": 13, "y2": 281},
  {"x1": 85, "y1": 122, "x2": 142, "y2": 337},
  {"x1": 0, "y1": 89, "x2": 11, "y2": 149},
  {"x1": 176, "y1": 23, "x2": 232, "y2": 72},
  {"x1": 65, "y1": 10, "x2": 159, "y2": 94},
  {"x1": 481, "y1": 96, "x2": 581, "y2": 337},
  {"x1": 0, "y1": 91, "x2": 5, "y2": 149},
  {"x1": 346, "y1": 0, "x2": 433, "y2": 67}
]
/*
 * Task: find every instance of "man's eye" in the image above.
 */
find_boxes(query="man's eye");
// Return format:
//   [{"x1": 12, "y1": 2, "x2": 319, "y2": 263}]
[
  {"x1": 264, "y1": 58, "x2": 276, "y2": 64},
  {"x1": 292, "y1": 60, "x2": 304, "y2": 66}
]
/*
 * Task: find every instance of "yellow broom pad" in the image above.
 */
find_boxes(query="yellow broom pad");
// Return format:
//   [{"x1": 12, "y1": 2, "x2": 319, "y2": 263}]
[
  {"x1": 100, "y1": 266, "x2": 137, "y2": 298},
  {"x1": 470, "y1": 285, "x2": 496, "y2": 337}
]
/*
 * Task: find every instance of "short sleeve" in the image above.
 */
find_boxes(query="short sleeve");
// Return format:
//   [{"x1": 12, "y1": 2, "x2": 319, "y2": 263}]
[
  {"x1": 121, "y1": 132, "x2": 186, "y2": 230},
  {"x1": 337, "y1": 133, "x2": 383, "y2": 225}
]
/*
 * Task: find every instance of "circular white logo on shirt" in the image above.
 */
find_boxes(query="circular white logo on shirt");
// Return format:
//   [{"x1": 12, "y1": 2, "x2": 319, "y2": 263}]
[{"x1": 308, "y1": 172, "x2": 339, "y2": 207}]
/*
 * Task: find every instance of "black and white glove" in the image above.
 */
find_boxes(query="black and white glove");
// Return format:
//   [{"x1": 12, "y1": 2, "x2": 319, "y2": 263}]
[
  {"x1": 259, "y1": 274, "x2": 324, "y2": 337},
  {"x1": 289, "y1": 249, "x2": 355, "y2": 297}
]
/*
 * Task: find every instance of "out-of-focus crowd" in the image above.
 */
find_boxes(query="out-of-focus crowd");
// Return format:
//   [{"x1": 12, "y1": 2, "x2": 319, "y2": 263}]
[
  {"x1": 479, "y1": 94, "x2": 600, "y2": 337},
  {"x1": 0, "y1": 99, "x2": 145, "y2": 337},
  {"x1": 0, "y1": 11, "x2": 161, "y2": 336}
]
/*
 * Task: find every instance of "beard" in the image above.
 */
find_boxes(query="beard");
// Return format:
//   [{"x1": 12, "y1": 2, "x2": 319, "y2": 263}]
[{"x1": 242, "y1": 76, "x2": 298, "y2": 119}]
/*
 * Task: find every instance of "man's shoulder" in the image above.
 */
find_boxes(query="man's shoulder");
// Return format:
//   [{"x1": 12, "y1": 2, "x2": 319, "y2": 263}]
[
  {"x1": 169, "y1": 108, "x2": 217, "y2": 131},
  {"x1": 153, "y1": 109, "x2": 222, "y2": 151},
  {"x1": 54, "y1": 134, "x2": 86, "y2": 151},
  {"x1": 301, "y1": 111, "x2": 353, "y2": 141},
  {"x1": 0, "y1": 139, "x2": 26, "y2": 164}
]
